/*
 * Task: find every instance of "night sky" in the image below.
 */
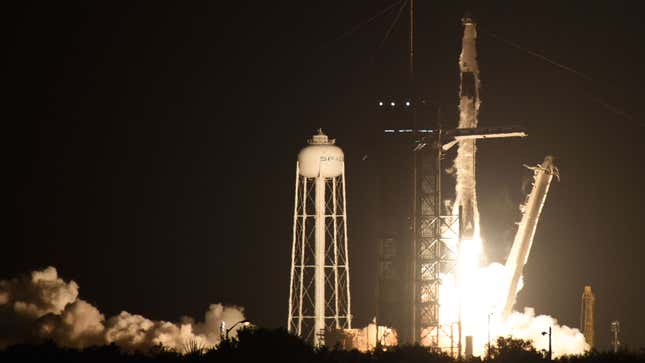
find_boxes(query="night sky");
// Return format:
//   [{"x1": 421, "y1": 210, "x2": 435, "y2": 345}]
[{"x1": 7, "y1": 1, "x2": 644, "y2": 350}]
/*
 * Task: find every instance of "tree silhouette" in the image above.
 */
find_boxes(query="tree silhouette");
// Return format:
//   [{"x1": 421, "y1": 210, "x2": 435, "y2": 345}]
[
  {"x1": 2, "y1": 329, "x2": 644, "y2": 363},
  {"x1": 485, "y1": 336, "x2": 544, "y2": 363}
]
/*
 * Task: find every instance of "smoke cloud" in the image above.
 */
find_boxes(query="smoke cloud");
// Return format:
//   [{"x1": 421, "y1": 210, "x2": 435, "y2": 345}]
[
  {"x1": 0, "y1": 267, "x2": 245, "y2": 352},
  {"x1": 357, "y1": 322, "x2": 398, "y2": 351},
  {"x1": 500, "y1": 308, "x2": 589, "y2": 357}
]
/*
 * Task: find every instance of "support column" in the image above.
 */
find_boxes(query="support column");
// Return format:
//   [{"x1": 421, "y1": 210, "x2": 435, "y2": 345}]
[
  {"x1": 314, "y1": 175, "x2": 326, "y2": 346},
  {"x1": 332, "y1": 176, "x2": 340, "y2": 328}
]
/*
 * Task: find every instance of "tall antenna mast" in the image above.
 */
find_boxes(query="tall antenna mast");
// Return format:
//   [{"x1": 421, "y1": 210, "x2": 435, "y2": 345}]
[
  {"x1": 409, "y1": 0, "x2": 414, "y2": 83},
  {"x1": 408, "y1": 0, "x2": 418, "y2": 344}
]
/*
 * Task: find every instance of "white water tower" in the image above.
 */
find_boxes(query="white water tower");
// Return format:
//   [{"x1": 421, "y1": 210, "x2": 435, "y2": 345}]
[{"x1": 287, "y1": 129, "x2": 352, "y2": 346}]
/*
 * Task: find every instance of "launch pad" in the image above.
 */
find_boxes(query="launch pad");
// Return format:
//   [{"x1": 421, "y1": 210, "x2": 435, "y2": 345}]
[{"x1": 287, "y1": 8, "x2": 587, "y2": 357}]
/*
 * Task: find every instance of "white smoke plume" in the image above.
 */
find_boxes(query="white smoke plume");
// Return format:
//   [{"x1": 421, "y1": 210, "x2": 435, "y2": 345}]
[
  {"x1": 499, "y1": 308, "x2": 589, "y2": 357},
  {"x1": 35, "y1": 299, "x2": 106, "y2": 349},
  {"x1": 0, "y1": 266, "x2": 246, "y2": 352},
  {"x1": 0, "y1": 266, "x2": 78, "y2": 318},
  {"x1": 342, "y1": 322, "x2": 398, "y2": 352}
]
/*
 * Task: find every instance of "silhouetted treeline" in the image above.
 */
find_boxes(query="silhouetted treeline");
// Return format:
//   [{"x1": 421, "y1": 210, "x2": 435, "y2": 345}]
[{"x1": 1, "y1": 328, "x2": 643, "y2": 363}]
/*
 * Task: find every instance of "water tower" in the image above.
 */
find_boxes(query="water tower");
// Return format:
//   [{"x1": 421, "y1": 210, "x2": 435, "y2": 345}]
[{"x1": 287, "y1": 129, "x2": 352, "y2": 346}]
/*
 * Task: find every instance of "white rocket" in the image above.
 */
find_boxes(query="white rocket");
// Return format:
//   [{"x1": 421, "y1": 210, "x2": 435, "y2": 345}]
[{"x1": 454, "y1": 15, "x2": 481, "y2": 239}]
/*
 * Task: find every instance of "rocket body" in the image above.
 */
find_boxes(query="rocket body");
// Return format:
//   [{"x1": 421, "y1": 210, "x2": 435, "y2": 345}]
[{"x1": 454, "y1": 16, "x2": 481, "y2": 239}]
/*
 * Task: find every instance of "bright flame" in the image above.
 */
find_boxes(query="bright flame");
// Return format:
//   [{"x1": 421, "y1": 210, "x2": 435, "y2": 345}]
[
  {"x1": 344, "y1": 323, "x2": 398, "y2": 352},
  {"x1": 420, "y1": 222, "x2": 588, "y2": 357}
]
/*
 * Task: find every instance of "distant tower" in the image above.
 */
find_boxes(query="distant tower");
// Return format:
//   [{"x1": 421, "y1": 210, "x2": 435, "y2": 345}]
[
  {"x1": 610, "y1": 321, "x2": 621, "y2": 353},
  {"x1": 287, "y1": 129, "x2": 352, "y2": 347},
  {"x1": 580, "y1": 285, "x2": 595, "y2": 348}
]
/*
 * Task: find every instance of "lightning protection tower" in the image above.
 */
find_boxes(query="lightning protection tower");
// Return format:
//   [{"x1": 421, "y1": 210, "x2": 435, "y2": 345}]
[
  {"x1": 288, "y1": 129, "x2": 352, "y2": 347},
  {"x1": 580, "y1": 285, "x2": 595, "y2": 348},
  {"x1": 610, "y1": 321, "x2": 620, "y2": 353}
]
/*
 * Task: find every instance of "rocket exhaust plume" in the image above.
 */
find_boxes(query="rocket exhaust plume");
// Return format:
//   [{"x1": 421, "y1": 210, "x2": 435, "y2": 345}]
[
  {"x1": 439, "y1": 151, "x2": 585, "y2": 357},
  {"x1": 0, "y1": 266, "x2": 246, "y2": 352}
]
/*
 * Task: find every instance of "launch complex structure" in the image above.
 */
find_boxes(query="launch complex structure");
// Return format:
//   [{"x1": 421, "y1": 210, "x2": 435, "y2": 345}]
[
  {"x1": 288, "y1": 5, "x2": 565, "y2": 354},
  {"x1": 380, "y1": 10, "x2": 531, "y2": 351},
  {"x1": 373, "y1": 9, "x2": 564, "y2": 353}
]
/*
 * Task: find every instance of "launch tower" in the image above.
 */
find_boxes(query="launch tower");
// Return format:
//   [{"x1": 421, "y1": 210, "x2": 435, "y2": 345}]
[{"x1": 409, "y1": 15, "x2": 526, "y2": 351}]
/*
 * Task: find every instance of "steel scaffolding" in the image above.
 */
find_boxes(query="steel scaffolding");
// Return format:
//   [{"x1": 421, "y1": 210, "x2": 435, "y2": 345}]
[{"x1": 288, "y1": 164, "x2": 352, "y2": 346}]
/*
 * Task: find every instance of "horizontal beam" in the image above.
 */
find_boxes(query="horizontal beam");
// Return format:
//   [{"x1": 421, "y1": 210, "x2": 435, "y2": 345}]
[
  {"x1": 454, "y1": 132, "x2": 527, "y2": 140},
  {"x1": 444, "y1": 126, "x2": 527, "y2": 138},
  {"x1": 442, "y1": 132, "x2": 526, "y2": 151},
  {"x1": 382, "y1": 126, "x2": 527, "y2": 151},
  {"x1": 442, "y1": 127, "x2": 527, "y2": 151}
]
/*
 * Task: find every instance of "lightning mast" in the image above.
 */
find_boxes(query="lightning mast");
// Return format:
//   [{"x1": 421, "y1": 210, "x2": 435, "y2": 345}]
[
  {"x1": 611, "y1": 321, "x2": 621, "y2": 353},
  {"x1": 580, "y1": 285, "x2": 595, "y2": 348}
]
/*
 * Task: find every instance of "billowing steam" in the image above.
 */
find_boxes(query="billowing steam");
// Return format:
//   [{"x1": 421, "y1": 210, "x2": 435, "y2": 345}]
[
  {"x1": 500, "y1": 308, "x2": 589, "y2": 356},
  {"x1": 353, "y1": 322, "x2": 398, "y2": 351},
  {"x1": 0, "y1": 266, "x2": 245, "y2": 352}
]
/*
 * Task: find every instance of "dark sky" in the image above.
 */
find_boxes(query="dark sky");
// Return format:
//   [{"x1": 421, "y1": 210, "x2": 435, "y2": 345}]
[{"x1": 7, "y1": 1, "x2": 644, "y2": 350}]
